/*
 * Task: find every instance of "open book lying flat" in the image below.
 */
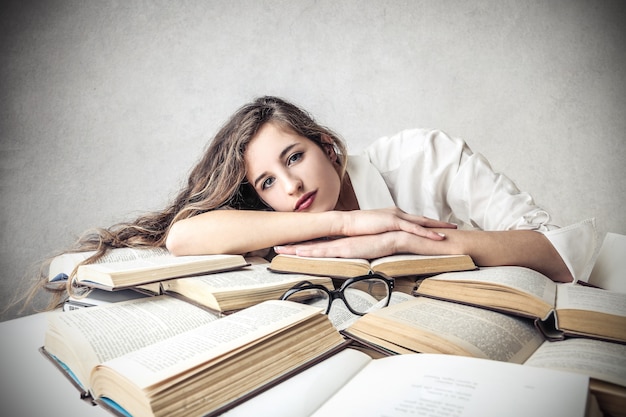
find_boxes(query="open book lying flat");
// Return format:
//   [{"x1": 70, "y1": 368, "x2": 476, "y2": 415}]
[
  {"x1": 222, "y1": 349, "x2": 590, "y2": 417},
  {"x1": 269, "y1": 253, "x2": 476, "y2": 278},
  {"x1": 49, "y1": 247, "x2": 249, "y2": 291},
  {"x1": 162, "y1": 258, "x2": 333, "y2": 314},
  {"x1": 342, "y1": 296, "x2": 626, "y2": 417},
  {"x1": 413, "y1": 266, "x2": 626, "y2": 343},
  {"x1": 60, "y1": 255, "x2": 336, "y2": 314}
]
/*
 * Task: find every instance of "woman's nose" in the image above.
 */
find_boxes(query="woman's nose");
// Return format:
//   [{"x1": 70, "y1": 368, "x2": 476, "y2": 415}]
[{"x1": 283, "y1": 175, "x2": 303, "y2": 195}]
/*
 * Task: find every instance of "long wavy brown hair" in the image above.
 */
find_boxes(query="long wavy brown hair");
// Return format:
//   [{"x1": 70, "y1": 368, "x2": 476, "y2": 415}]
[{"x1": 19, "y1": 96, "x2": 348, "y2": 312}]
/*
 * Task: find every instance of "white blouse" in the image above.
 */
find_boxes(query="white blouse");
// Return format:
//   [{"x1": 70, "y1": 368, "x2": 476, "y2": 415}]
[{"x1": 346, "y1": 128, "x2": 597, "y2": 282}]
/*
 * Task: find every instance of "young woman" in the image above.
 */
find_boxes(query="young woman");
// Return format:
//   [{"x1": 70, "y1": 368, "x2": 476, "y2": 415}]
[{"x1": 33, "y1": 95, "x2": 596, "y2": 309}]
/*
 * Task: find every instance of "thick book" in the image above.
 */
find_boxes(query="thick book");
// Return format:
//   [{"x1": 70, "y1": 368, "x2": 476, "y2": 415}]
[
  {"x1": 269, "y1": 253, "x2": 476, "y2": 279},
  {"x1": 42, "y1": 296, "x2": 347, "y2": 417},
  {"x1": 343, "y1": 296, "x2": 626, "y2": 416},
  {"x1": 162, "y1": 258, "x2": 334, "y2": 313},
  {"x1": 413, "y1": 266, "x2": 626, "y2": 343},
  {"x1": 49, "y1": 247, "x2": 249, "y2": 290}
]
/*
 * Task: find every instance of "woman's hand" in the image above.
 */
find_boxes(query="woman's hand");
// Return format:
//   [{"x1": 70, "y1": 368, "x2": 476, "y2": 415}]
[
  {"x1": 167, "y1": 207, "x2": 455, "y2": 257},
  {"x1": 274, "y1": 227, "x2": 573, "y2": 283},
  {"x1": 336, "y1": 207, "x2": 456, "y2": 241},
  {"x1": 274, "y1": 230, "x2": 448, "y2": 259},
  {"x1": 274, "y1": 233, "x2": 399, "y2": 259},
  {"x1": 274, "y1": 209, "x2": 457, "y2": 258}
]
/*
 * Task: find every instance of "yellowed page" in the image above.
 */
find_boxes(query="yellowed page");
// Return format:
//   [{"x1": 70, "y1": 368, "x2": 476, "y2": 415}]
[
  {"x1": 424, "y1": 266, "x2": 557, "y2": 305},
  {"x1": 94, "y1": 300, "x2": 323, "y2": 390},
  {"x1": 49, "y1": 247, "x2": 170, "y2": 280},
  {"x1": 555, "y1": 284, "x2": 626, "y2": 317},
  {"x1": 370, "y1": 254, "x2": 462, "y2": 267},
  {"x1": 524, "y1": 338, "x2": 626, "y2": 388},
  {"x1": 76, "y1": 253, "x2": 245, "y2": 286},
  {"x1": 164, "y1": 263, "x2": 317, "y2": 293},
  {"x1": 353, "y1": 297, "x2": 544, "y2": 363},
  {"x1": 44, "y1": 296, "x2": 219, "y2": 388}
]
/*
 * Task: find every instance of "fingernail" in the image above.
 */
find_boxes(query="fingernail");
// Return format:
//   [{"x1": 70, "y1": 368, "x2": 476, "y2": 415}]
[
  {"x1": 274, "y1": 246, "x2": 284, "y2": 252},
  {"x1": 437, "y1": 233, "x2": 446, "y2": 238}
]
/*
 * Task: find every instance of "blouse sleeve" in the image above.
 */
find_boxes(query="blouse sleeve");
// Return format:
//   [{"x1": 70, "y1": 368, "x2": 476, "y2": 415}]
[
  {"x1": 364, "y1": 128, "x2": 598, "y2": 282},
  {"x1": 443, "y1": 134, "x2": 598, "y2": 281}
]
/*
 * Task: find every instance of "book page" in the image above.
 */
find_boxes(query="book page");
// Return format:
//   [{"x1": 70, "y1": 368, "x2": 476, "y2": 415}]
[
  {"x1": 524, "y1": 338, "x2": 626, "y2": 387},
  {"x1": 274, "y1": 254, "x2": 371, "y2": 266},
  {"x1": 96, "y1": 300, "x2": 323, "y2": 389},
  {"x1": 370, "y1": 253, "x2": 462, "y2": 266},
  {"x1": 588, "y1": 232, "x2": 626, "y2": 293},
  {"x1": 425, "y1": 266, "x2": 557, "y2": 305},
  {"x1": 311, "y1": 354, "x2": 588, "y2": 417},
  {"x1": 49, "y1": 248, "x2": 171, "y2": 279},
  {"x1": 89, "y1": 247, "x2": 170, "y2": 263},
  {"x1": 270, "y1": 254, "x2": 371, "y2": 277},
  {"x1": 221, "y1": 348, "x2": 372, "y2": 417},
  {"x1": 48, "y1": 296, "x2": 218, "y2": 363},
  {"x1": 164, "y1": 263, "x2": 318, "y2": 292},
  {"x1": 363, "y1": 298, "x2": 543, "y2": 363},
  {"x1": 556, "y1": 284, "x2": 626, "y2": 317},
  {"x1": 45, "y1": 296, "x2": 218, "y2": 385},
  {"x1": 80, "y1": 254, "x2": 228, "y2": 273}
]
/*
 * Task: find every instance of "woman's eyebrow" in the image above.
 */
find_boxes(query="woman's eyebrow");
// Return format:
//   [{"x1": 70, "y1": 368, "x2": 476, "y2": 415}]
[{"x1": 253, "y1": 142, "x2": 299, "y2": 188}]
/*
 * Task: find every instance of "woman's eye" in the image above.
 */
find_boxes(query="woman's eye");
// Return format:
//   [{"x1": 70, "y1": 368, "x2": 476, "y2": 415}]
[
  {"x1": 287, "y1": 152, "x2": 303, "y2": 165},
  {"x1": 261, "y1": 177, "x2": 275, "y2": 190}
]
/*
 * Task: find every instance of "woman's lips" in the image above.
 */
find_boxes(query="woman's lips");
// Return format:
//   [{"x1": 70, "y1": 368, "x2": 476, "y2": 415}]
[{"x1": 295, "y1": 191, "x2": 317, "y2": 212}]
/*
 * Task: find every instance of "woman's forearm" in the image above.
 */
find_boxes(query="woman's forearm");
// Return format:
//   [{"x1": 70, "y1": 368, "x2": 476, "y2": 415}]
[
  {"x1": 405, "y1": 229, "x2": 573, "y2": 283},
  {"x1": 166, "y1": 207, "x2": 454, "y2": 257},
  {"x1": 166, "y1": 210, "x2": 341, "y2": 255}
]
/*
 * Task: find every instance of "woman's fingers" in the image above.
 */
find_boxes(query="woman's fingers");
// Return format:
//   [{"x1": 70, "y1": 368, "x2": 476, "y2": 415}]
[
  {"x1": 397, "y1": 220, "x2": 447, "y2": 240},
  {"x1": 391, "y1": 210, "x2": 456, "y2": 240},
  {"x1": 339, "y1": 208, "x2": 456, "y2": 240},
  {"x1": 391, "y1": 209, "x2": 457, "y2": 229},
  {"x1": 275, "y1": 234, "x2": 396, "y2": 259}
]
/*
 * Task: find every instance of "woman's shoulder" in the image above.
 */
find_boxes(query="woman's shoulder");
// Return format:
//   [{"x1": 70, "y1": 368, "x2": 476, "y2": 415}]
[{"x1": 362, "y1": 128, "x2": 472, "y2": 169}]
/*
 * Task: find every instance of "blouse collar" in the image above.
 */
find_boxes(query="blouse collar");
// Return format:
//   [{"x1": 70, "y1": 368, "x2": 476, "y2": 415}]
[{"x1": 345, "y1": 155, "x2": 395, "y2": 210}]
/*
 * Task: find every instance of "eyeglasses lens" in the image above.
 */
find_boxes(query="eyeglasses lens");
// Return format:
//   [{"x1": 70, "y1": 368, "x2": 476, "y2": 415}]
[
  {"x1": 343, "y1": 278, "x2": 390, "y2": 315},
  {"x1": 284, "y1": 287, "x2": 330, "y2": 309}
]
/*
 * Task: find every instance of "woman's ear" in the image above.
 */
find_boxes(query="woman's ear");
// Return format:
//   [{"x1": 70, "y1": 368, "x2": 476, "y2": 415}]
[{"x1": 320, "y1": 134, "x2": 337, "y2": 162}]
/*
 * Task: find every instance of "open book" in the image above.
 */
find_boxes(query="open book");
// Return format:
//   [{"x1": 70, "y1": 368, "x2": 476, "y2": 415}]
[
  {"x1": 48, "y1": 247, "x2": 249, "y2": 291},
  {"x1": 413, "y1": 266, "x2": 626, "y2": 343},
  {"x1": 345, "y1": 296, "x2": 545, "y2": 361},
  {"x1": 162, "y1": 258, "x2": 334, "y2": 313},
  {"x1": 343, "y1": 296, "x2": 626, "y2": 416},
  {"x1": 42, "y1": 296, "x2": 347, "y2": 417},
  {"x1": 221, "y1": 349, "x2": 590, "y2": 417},
  {"x1": 58, "y1": 255, "x2": 333, "y2": 314},
  {"x1": 310, "y1": 351, "x2": 589, "y2": 417},
  {"x1": 269, "y1": 253, "x2": 475, "y2": 278}
]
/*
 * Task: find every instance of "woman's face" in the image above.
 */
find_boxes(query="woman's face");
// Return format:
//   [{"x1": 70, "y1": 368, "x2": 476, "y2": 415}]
[{"x1": 244, "y1": 122, "x2": 342, "y2": 212}]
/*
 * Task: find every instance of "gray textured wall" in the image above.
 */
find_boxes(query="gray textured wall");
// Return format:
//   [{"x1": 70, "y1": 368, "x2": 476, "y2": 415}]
[{"x1": 1, "y1": 0, "x2": 625, "y2": 321}]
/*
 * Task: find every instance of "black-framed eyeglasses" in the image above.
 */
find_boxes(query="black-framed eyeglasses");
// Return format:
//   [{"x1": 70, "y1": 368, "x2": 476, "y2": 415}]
[{"x1": 279, "y1": 273, "x2": 395, "y2": 316}]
